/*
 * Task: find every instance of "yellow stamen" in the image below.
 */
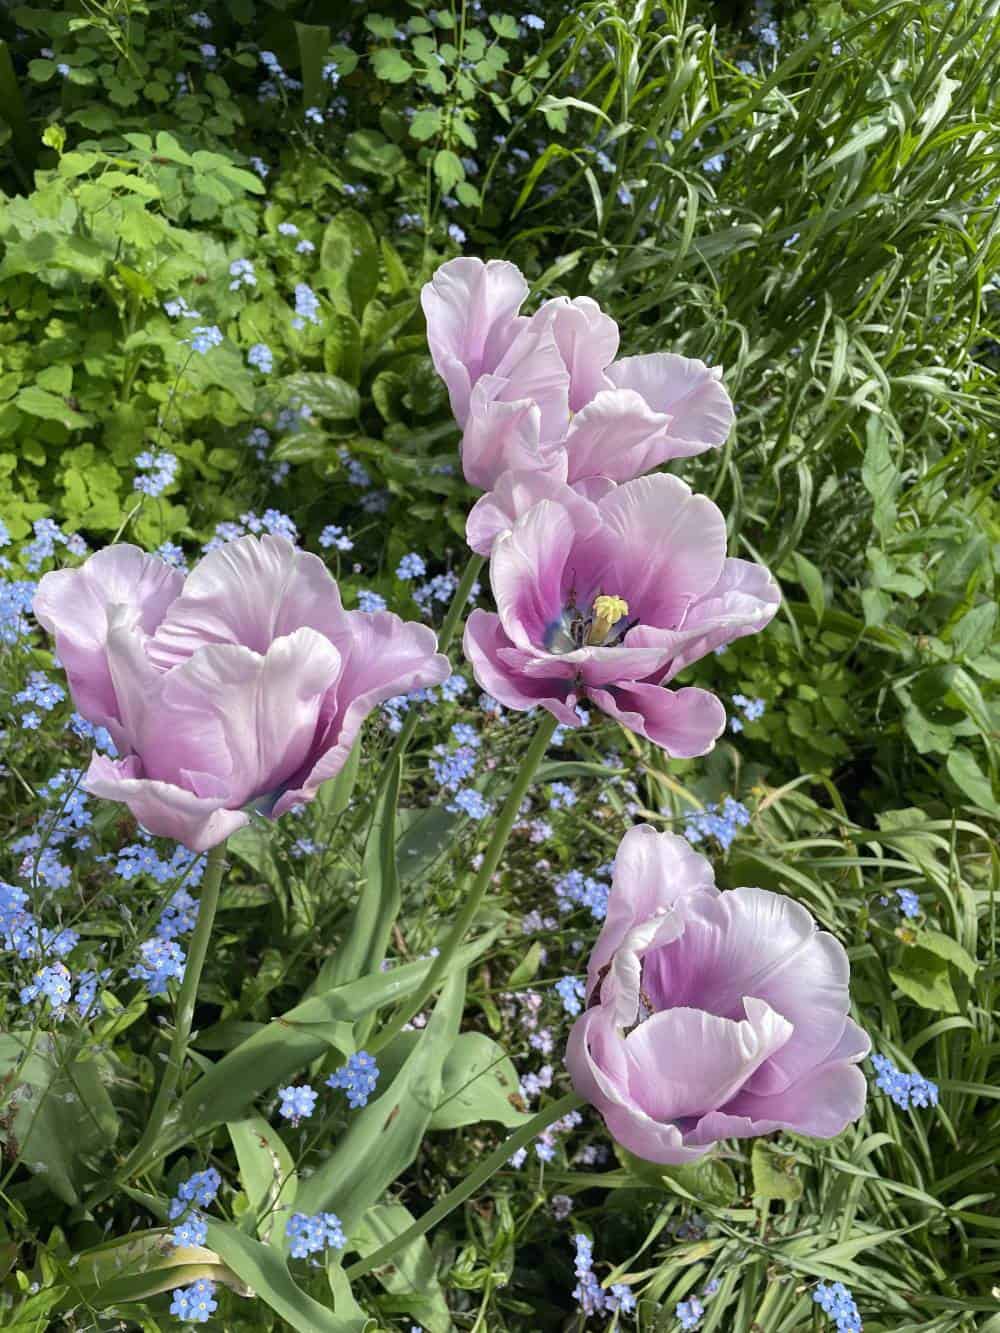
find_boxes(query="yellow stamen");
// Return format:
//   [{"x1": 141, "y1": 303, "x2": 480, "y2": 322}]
[{"x1": 586, "y1": 594, "x2": 629, "y2": 646}]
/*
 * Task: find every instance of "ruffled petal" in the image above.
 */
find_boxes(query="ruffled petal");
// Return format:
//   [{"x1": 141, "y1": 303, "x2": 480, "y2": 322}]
[
  {"x1": 587, "y1": 682, "x2": 726, "y2": 758},
  {"x1": 148, "y1": 535, "x2": 349, "y2": 668},
  {"x1": 561, "y1": 389, "x2": 681, "y2": 483},
  {"x1": 591, "y1": 476, "x2": 729, "y2": 630},
  {"x1": 587, "y1": 824, "x2": 718, "y2": 992},
  {"x1": 490, "y1": 498, "x2": 581, "y2": 652},
  {"x1": 33, "y1": 545, "x2": 182, "y2": 728},
  {"x1": 662, "y1": 559, "x2": 781, "y2": 679},
  {"x1": 465, "y1": 455, "x2": 577, "y2": 557},
  {"x1": 420, "y1": 257, "x2": 529, "y2": 425},
  {"x1": 606, "y1": 352, "x2": 734, "y2": 455},
  {"x1": 624, "y1": 997, "x2": 793, "y2": 1123},
  {"x1": 84, "y1": 752, "x2": 249, "y2": 852},
  {"x1": 463, "y1": 609, "x2": 582, "y2": 725},
  {"x1": 273, "y1": 611, "x2": 450, "y2": 814},
  {"x1": 687, "y1": 1058, "x2": 869, "y2": 1145},
  {"x1": 532, "y1": 295, "x2": 619, "y2": 411}
]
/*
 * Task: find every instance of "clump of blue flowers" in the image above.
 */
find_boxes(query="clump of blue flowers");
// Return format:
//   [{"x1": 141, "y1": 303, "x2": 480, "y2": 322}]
[
  {"x1": 169, "y1": 1278, "x2": 217, "y2": 1323},
  {"x1": 870, "y1": 1054, "x2": 939, "y2": 1111},
  {"x1": 683, "y1": 797, "x2": 751, "y2": 851},
  {"x1": 812, "y1": 1281, "x2": 863, "y2": 1331},
  {"x1": 327, "y1": 1051, "x2": 380, "y2": 1109},
  {"x1": 571, "y1": 1234, "x2": 635, "y2": 1317},
  {"x1": 277, "y1": 1084, "x2": 318, "y2": 1125},
  {"x1": 286, "y1": 1210, "x2": 346, "y2": 1259}
]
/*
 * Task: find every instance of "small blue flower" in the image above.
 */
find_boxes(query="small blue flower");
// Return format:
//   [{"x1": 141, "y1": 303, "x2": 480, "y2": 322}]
[
  {"x1": 305, "y1": 106, "x2": 324, "y2": 125},
  {"x1": 277, "y1": 1084, "x2": 318, "y2": 1125},
  {"x1": 871, "y1": 1053, "x2": 938, "y2": 1112},
  {"x1": 326, "y1": 1050, "x2": 380, "y2": 1109},
  {"x1": 548, "y1": 781, "x2": 577, "y2": 811},
  {"x1": 357, "y1": 590, "x2": 386, "y2": 614},
  {"x1": 895, "y1": 888, "x2": 920, "y2": 920},
  {"x1": 447, "y1": 223, "x2": 466, "y2": 245},
  {"x1": 278, "y1": 221, "x2": 299, "y2": 237},
  {"x1": 521, "y1": 13, "x2": 545, "y2": 28},
  {"x1": 296, "y1": 238, "x2": 315, "y2": 253},
  {"x1": 396, "y1": 552, "x2": 426, "y2": 581},
  {"x1": 448, "y1": 788, "x2": 491, "y2": 819},
  {"x1": 676, "y1": 1296, "x2": 705, "y2": 1329},
  {"x1": 169, "y1": 1279, "x2": 217, "y2": 1323},
  {"x1": 130, "y1": 938, "x2": 186, "y2": 997},
  {"x1": 286, "y1": 1210, "x2": 346, "y2": 1258},
  {"x1": 555, "y1": 976, "x2": 586, "y2": 1017},
  {"x1": 319, "y1": 524, "x2": 354, "y2": 551},
  {"x1": 247, "y1": 342, "x2": 273, "y2": 373},
  {"x1": 228, "y1": 257, "x2": 256, "y2": 291},
  {"x1": 185, "y1": 325, "x2": 223, "y2": 355},
  {"x1": 291, "y1": 282, "x2": 320, "y2": 329},
  {"x1": 172, "y1": 1213, "x2": 208, "y2": 1248}
]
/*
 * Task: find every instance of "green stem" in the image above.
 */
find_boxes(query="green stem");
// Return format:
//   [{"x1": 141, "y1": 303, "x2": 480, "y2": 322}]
[
  {"x1": 345, "y1": 1089, "x2": 584, "y2": 1280},
  {"x1": 370, "y1": 710, "x2": 558, "y2": 1054},
  {"x1": 371, "y1": 552, "x2": 485, "y2": 805},
  {"x1": 105, "y1": 842, "x2": 228, "y2": 1191}
]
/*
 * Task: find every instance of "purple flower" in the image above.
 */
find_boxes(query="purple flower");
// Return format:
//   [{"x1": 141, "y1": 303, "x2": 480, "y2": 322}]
[
  {"x1": 565, "y1": 825, "x2": 870, "y2": 1163},
  {"x1": 463, "y1": 476, "x2": 778, "y2": 756},
  {"x1": 34, "y1": 539, "x2": 449, "y2": 850}
]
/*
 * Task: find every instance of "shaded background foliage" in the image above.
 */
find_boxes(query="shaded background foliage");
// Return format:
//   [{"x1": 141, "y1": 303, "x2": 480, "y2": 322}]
[{"x1": 0, "y1": 0, "x2": 997, "y2": 1330}]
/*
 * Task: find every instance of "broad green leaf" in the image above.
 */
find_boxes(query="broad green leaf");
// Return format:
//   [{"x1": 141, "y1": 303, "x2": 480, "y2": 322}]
[
  {"x1": 429, "y1": 1032, "x2": 530, "y2": 1130},
  {"x1": 409, "y1": 107, "x2": 441, "y2": 141},
  {"x1": 914, "y1": 929, "x2": 978, "y2": 982},
  {"x1": 351, "y1": 1203, "x2": 453, "y2": 1332},
  {"x1": 751, "y1": 1142, "x2": 804, "y2": 1203},
  {"x1": 433, "y1": 149, "x2": 464, "y2": 191},
  {"x1": 372, "y1": 49, "x2": 414, "y2": 83},
  {"x1": 890, "y1": 947, "x2": 959, "y2": 1014},
  {"x1": 0, "y1": 1033, "x2": 119, "y2": 1205},
  {"x1": 616, "y1": 1146, "x2": 738, "y2": 1206},
  {"x1": 295, "y1": 973, "x2": 466, "y2": 1230},
  {"x1": 860, "y1": 417, "x2": 898, "y2": 539},
  {"x1": 507, "y1": 940, "x2": 542, "y2": 987},
  {"x1": 15, "y1": 385, "x2": 89, "y2": 429},
  {"x1": 227, "y1": 1116, "x2": 297, "y2": 1244},
  {"x1": 320, "y1": 210, "x2": 380, "y2": 318},
  {"x1": 345, "y1": 128, "x2": 406, "y2": 178},
  {"x1": 791, "y1": 551, "x2": 825, "y2": 624},
  {"x1": 281, "y1": 372, "x2": 361, "y2": 420},
  {"x1": 207, "y1": 1221, "x2": 351, "y2": 1333},
  {"x1": 946, "y1": 748, "x2": 998, "y2": 813},
  {"x1": 319, "y1": 759, "x2": 401, "y2": 987}
]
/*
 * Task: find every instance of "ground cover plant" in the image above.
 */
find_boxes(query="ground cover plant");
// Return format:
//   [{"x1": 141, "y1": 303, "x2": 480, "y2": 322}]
[{"x1": 0, "y1": 0, "x2": 998, "y2": 1330}]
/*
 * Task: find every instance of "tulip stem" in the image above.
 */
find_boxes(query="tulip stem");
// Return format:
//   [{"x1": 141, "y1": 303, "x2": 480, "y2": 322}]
[
  {"x1": 369, "y1": 711, "x2": 558, "y2": 1054},
  {"x1": 111, "y1": 840, "x2": 228, "y2": 1188},
  {"x1": 345, "y1": 1089, "x2": 584, "y2": 1280},
  {"x1": 371, "y1": 552, "x2": 485, "y2": 803}
]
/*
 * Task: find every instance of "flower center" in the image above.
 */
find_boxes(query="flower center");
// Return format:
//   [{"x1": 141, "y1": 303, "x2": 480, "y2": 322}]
[{"x1": 544, "y1": 594, "x2": 633, "y2": 653}]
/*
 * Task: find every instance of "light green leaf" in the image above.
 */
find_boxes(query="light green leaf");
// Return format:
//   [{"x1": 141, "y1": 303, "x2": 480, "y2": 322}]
[
  {"x1": 890, "y1": 947, "x2": 959, "y2": 1014},
  {"x1": 227, "y1": 1116, "x2": 298, "y2": 1244},
  {"x1": 751, "y1": 1141, "x2": 804, "y2": 1203},
  {"x1": 207, "y1": 1221, "x2": 352, "y2": 1333},
  {"x1": 946, "y1": 748, "x2": 998, "y2": 813},
  {"x1": 372, "y1": 49, "x2": 414, "y2": 83},
  {"x1": 430, "y1": 1032, "x2": 530, "y2": 1130},
  {"x1": 350, "y1": 1203, "x2": 453, "y2": 1332},
  {"x1": 281, "y1": 372, "x2": 361, "y2": 420}
]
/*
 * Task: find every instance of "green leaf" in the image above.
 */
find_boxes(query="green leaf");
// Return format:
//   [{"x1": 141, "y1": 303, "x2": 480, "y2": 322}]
[
  {"x1": 489, "y1": 14, "x2": 520, "y2": 37},
  {"x1": 206, "y1": 1221, "x2": 352, "y2": 1333},
  {"x1": 15, "y1": 385, "x2": 89, "y2": 429},
  {"x1": 949, "y1": 603, "x2": 997, "y2": 661},
  {"x1": 0, "y1": 1033, "x2": 119, "y2": 1205},
  {"x1": 946, "y1": 748, "x2": 998, "y2": 813},
  {"x1": 616, "y1": 1146, "x2": 738, "y2": 1206},
  {"x1": 751, "y1": 1141, "x2": 804, "y2": 1203},
  {"x1": 507, "y1": 940, "x2": 542, "y2": 987},
  {"x1": 429, "y1": 1032, "x2": 530, "y2": 1130},
  {"x1": 409, "y1": 107, "x2": 441, "y2": 141},
  {"x1": 890, "y1": 947, "x2": 959, "y2": 1014},
  {"x1": 227, "y1": 1116, "x2": 297, "y2": 1244},
  {"x1": 914, "y1": 929, "x2": 978, "y2": 982},
  {"x1": 294, "y1": 973, "x2": 466, "y2": 1230},
  {"x1": 860, "y1": 417, "x2": 898, "y2": 539},
  {"x1": 372, "y1": 49, "x2": 414, "y2": 83},
  {"x1": 791, "y1": 551, "x2": 825, "y2": 624},
  {"x1": 319, "y1": 760, "x2": 401, "y2": 988},
  {"x1": 345, "y1": 129, "x2": 406, "y2": 178},
  {"x1": 281, "y1": 372, "x2": 360, "y2": 420},
  {"x1": 295, "y1": 23, "x2": 330, "y2": 109},
  {"x1": 319, "y1": 210, "x2": 380, "y2": 317},
  {"x1": 350, "y1": 1203, "x2": 453, "y2": 1332},
  {"x1": 433, "y1": 148, "x2": 464, "y2": 191}
]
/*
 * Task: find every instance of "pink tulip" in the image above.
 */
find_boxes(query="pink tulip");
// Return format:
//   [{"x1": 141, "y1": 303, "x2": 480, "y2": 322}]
[
  {"x1": 566, "y1": 825, "x2": 869, "y2": 1164},
  {"x1": 462, "y1": 473, "x2": 779, "y2": 756},
  {"x1": 421, "y1": 258, "x2": 734, "y2": 523},
  {"x1": 34, "y1": 537, "x2": 450, "y2": 850}
]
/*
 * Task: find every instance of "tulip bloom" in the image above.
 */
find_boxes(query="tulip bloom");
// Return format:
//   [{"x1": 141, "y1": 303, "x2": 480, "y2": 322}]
[
  {"x1": 34, "y1": 537, "x2": 449, "y2": 850},
  {"x1": 421, "y1": 258, "x2": 735, "y2": 549},
  {"x1": 463, "y1": 473, "x2": 779, "y2": 756},
  {"x1": 566, "y1": 825, "x2": 869, "y2": 1164}
]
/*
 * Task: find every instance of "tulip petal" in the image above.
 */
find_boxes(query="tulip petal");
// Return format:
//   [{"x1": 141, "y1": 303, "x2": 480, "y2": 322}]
[
  {"x1": 534, "y1": 296, "x2": 619, "y2": 411},
  {"x1": 606, "y1": 352, "x2": 734, "y2": 453},
  {"x1": 624, "y1": 997, "x2": 793, "y2": 1123},
  {"x1": 587, "y1": 824, "x2": 718, "y2": 991},
  {"x1": 33, "y1": 545, "x2": 183, "y2": 728},
  {"x1": 463, "y1": 609, "x2": 582, "y2": 725},
  {"x1": 84, "y1": 752, "x2": 249, "y2": 852},
  {"x1": 490, "y1": 498, "x2": 580, "y2": 652},
  {"x1": 587, "y1": 682, "x2": 726, "y2": 758},
  {"x1": 273, "y1": 611, "x2": 450, "y2": 814},
  {"x1": 592, "y1": 475, "x2": 729, "y2": 629},
  {"x1": 148, "y1": 535, "x2": 349, "y2": 668},
  {"x1": 688, "y1": 1058, "x2": 869, "y2": 1144},
  {"x1": 465, "y1": 455, "x2": 584, "y2": 557},
  {"x1": 421, "y1": 257, "x2": 529, "y2": 425},
  {"x1": 661, "y1": 559, "x2": 781, "y2": 679},
  {"x1": 643, "y1": 887, "x2": 853, "y2": 1094},
  {"x1": 561, "y1": 388, "x2": 683, "y2": 483}
]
